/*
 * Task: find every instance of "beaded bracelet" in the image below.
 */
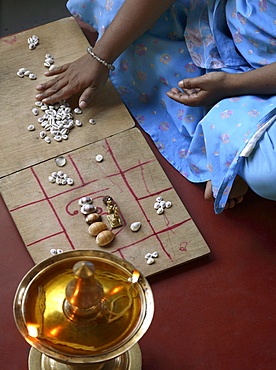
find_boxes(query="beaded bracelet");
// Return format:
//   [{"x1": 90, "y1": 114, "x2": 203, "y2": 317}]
[{"x1": 87, "y1": 46, "x2": 115, "y2": 71}]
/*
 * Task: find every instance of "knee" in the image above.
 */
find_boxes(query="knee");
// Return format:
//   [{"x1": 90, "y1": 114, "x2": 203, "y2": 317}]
[{"x1": 241, "y1": 151, "x2": 276, "y2": 201}]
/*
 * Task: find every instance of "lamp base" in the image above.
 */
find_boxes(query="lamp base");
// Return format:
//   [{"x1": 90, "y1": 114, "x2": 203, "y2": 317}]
[{"x1": 28, "y1": 344, "x2": 142, "y2": 370}]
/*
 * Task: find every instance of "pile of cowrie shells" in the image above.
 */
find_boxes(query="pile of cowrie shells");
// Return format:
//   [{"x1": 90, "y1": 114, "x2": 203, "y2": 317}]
[
  {"x1": 32, "y1": 100, "x2": 82, "y2": 143},
  {"x1": 145, "y1": 251, "x2": 159, "y2": 265},
  {"x1": 17, "y1": 67, "x2": 36, "y2": 80},
  {"x1": 28, "y1": 35, "x2": 39, "y2": 50},
  {"x1": 48, "y1": 171, "x2": 74, "y2": 186},
  {"x1": 153, "y1": 196, "x2": 172, "y2": 215},
  {"x1": 78, "y1": 196, "x2": 115, "y2": 247}
]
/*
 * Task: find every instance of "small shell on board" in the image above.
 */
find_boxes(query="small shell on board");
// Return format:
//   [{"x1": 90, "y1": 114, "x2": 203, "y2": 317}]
[
  {"x1": 96, "y1": 230, "x2": 115, "y2": 247},
  {"x1": 130, "y1": 221, "x2": 141, "y2": 232},
  {"x1": 86, "y1": 213, "x2": 102, "y2": 224},
  {"x1": 88, "y1": 222, "x2": 107, "y2": 236},
  {"x1": 81, "y1": 204, "x2": 96, "y2": 215}
]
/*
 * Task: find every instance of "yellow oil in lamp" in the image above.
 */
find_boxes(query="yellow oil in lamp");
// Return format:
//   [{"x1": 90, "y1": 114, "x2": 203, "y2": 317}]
[{"x1": 13, "y1": 250, "x2": 154, "y2": 369}]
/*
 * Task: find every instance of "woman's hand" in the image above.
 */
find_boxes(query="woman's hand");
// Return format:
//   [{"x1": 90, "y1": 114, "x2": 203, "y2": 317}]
[
  {"x1": 167, "y1": 71, "x2": 230, "y2": 107},
  {"x1": 35, "y1": 53, "x2": 109, "y2": 108}
]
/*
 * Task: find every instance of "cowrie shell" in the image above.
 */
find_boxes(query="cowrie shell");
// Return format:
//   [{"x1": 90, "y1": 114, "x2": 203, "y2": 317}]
[
  {"x1": 130, "y1": 222, "x2": 141, "y2": 232},
  {"x1": 29, "y1": 73, "x2": 37, "y2": 80},
  {"x1": 147, "y1": 257, "x2": 155, "y2": 265}
]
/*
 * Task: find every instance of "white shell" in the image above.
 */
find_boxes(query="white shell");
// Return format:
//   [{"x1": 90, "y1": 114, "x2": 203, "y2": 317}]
[
  {"x1": 67, "y1": 178, "x2": 74, "y2": 185},
  {"x1": 165, "y1": 201, "x2": 172, "y2": 208},
  {"x1": 57, "y1": 249, "x2": 63, "y2": 254},
  {"x1": 54, "y1": 135, "x2": 62, "y2": 142},
  {"x1": 49, "y1": 65, "x2": 56, "y2": 71},
  {"x1": 27, "y1": 125, "x2": 35, "y2": 131},
  {"x1": 81, "y1": 204, "x2": 97, "y2": 215},
  {"x1": 40, "y1": 131, "x2": 47, "y2": 139},
  {"x1": 156, "y1": 196, "x2": 163, "y2": 202},
  {"x1": 35, "y1": 101, "x2": 43, "y2": 107},
  {"x1": 147, "y1": 257, "x2": 155, "y2": 265},
  {"x1": 75, "y1": 119, "x2": 82, "y2": 126},
  {"x1": 153, "y1": 202, "x2": 160, "y2": 210},
  {"x1": 50, "y1": 248, "x2": 57, "y2": 255},
  {"x1": 17, "y1": 71, "x2": 24, "y2": 78},
  {"x1": 159, "y1": 200, "x2": 166, "y2": 208},
  {"x1": 57, "y1": 171, "x2": 64, "y2": 178},
  {"x1": 48, "y1": 176, "x2": 55, "y2": 183},
  {"x1": 55, "y1": 156, "x2": 66, "y2": 167},
  {"x1": 19, "y1": 68, "x2": 27, "y2": 73},
  {"x1": 32, "y1": 108, "x2": 39, "y2": 115},
  {"x1": 89, "y1": 118, "x2": 96, "y2": 125},
  {"x1": 157, "y1": 207, "x2": 164, "y2": 215},
  {"x1": 45, "y1": 57, "x2": 54, "y2": 64},
  {"x1": 29, "y1": 73, "x2": 37, "y2": 80},
  {"x1": 24, "y1": 70, "x2": 31, "y2": 76},
  {"x1": 95, "y1": 154, "x2": 103, "y2": 162},
  {"x1": 44, "y1": 137, "x2": 51, "y2": 143},
  {"x1": 130, "y1": 222, "x2": 141, "y2": 232},
  {"x1": 29, "y1": 43, "x2": 36, "y2": 50},
  {"x1": 74, "y1": 107, "x2": 82, "y2": 114},
  {"x1": 79, "y1": 196, "x2": 93, "y2": 206},
  {"x1": 145, "y1": 253, "x2": 152, "y2": 259},
  {"x1": 152, "y1": 251, "x2": 159, "y2": 258}
]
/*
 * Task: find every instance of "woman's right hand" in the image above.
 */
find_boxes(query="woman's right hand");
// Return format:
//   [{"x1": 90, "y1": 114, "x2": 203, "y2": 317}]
[{"x1": 35, "y1": 53, "x2": 110, "y2": 108}]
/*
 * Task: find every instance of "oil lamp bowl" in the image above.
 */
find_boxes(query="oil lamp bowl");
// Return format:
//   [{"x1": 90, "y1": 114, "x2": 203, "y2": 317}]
[{"x1": 13, "y1": 250, "x2": 154, "y2": 368}]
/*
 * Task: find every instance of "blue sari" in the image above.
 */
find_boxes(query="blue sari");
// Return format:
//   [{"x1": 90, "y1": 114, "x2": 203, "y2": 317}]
[{"x1": 67, "y1": 0, "x2": 276, "y2": 213}]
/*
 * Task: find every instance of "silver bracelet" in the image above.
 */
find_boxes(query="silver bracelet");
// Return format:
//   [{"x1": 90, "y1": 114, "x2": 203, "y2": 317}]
[{"x1": 87, "y1": 46, "x2": 115, "y2": 71}]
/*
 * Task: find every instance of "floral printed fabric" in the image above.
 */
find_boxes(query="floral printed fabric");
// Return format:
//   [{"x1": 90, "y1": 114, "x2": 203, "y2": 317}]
[{"x1": 67, "y1": 0, "x2": 276, "y2": 213}]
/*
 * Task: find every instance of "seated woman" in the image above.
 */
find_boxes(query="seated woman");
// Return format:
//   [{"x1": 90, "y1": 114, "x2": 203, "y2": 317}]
[{"x1": 35, "y1": 0, "x2": 276, "y2": 213}]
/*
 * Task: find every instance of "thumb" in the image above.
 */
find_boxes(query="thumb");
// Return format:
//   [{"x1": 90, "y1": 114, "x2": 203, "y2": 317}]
[
  {"x1": 178, "y1": 77, "x2": 202, "y2": 90},
  {"x1": 79, "y1": 86, "x2": 97, "y2": 109}
]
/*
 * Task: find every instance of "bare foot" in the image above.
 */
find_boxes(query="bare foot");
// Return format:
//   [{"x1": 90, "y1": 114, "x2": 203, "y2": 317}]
[{"x1": 204, "y1": 175, "x2": 248, "y2": 209}]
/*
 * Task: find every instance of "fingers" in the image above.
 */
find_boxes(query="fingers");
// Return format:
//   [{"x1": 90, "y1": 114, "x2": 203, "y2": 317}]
[
  {"x1": 35, "y1": 64, "x2": 73, "y2": 103},
  {"x1": 44, "y1": 63, "x2": 69, "y2": 77},
  {"x1": 166, "y1": 89, "x2": 201, "y2": 107},
  {"x1": 178, "y1": 77, "x2": 201, "y2": 90},
  {"x1": 79, "y1": 86, "x2": 97, "y2": 109},
  {"x1": 35, "y1": 77, "x2": 69, "y2": 104},
  {"x1": 36, "y1": 75, "x2": 62, "y2": 92}
]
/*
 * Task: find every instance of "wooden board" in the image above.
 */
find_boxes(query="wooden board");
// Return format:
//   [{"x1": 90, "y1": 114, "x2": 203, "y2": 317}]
[
  {"x1": 0, "y1": 18, "x2": 210, "y2": 276},
  {"x1": 0, "y1": 17, "x2": 134, "y2": 178},
  {"x1": 0, "y1": 128, "x2": 210, "y2": 276}
]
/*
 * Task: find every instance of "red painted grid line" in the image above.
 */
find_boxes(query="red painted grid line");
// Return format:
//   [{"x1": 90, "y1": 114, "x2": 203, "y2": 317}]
[
  {"x1": 102, "y1": 139, "x2": 192, "y2": 260},
  {"x1": 28, "y1": 167, "x2": 76, "y2": 249}
]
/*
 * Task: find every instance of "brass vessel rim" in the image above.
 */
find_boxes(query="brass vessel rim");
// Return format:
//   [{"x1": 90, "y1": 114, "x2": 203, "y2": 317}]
[{"x1": 13, "y1": 250, "x2": 154, "y2": 364}]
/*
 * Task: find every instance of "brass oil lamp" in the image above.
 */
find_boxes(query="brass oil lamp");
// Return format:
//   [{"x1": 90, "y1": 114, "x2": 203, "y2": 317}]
[{"x1": 13, "y1": 250, "x2": 154, "y2": 370}]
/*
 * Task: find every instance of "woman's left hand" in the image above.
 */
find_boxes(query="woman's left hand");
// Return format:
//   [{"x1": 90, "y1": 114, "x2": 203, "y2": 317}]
[{"x1": 167, "y1": 71, "x2": 229, "y2": 107}]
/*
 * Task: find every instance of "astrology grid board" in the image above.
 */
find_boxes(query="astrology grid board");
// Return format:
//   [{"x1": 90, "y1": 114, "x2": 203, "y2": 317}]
[
  {"x1": 0, "y1": 128, "x2": 210, "y2": 276},
  {"x1": 0, "y1": 18, "x2": 210, "y2": 276}
]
